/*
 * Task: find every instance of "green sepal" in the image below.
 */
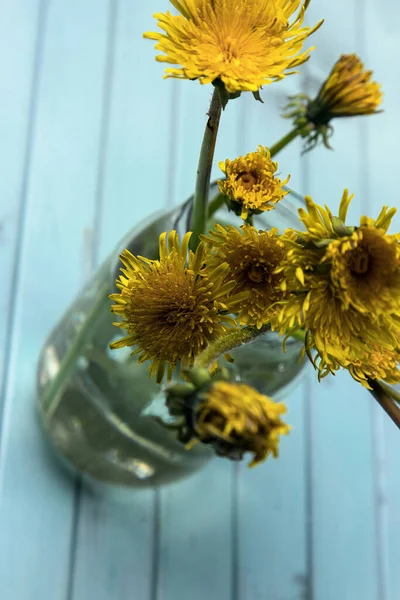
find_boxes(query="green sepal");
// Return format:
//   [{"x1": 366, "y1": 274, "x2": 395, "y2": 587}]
[
  {"x1": 298, "y1": 237, "x2": 334, "y2": 250},
  {"x1": 331, "y1": 217, "x2": 356, "y2": 237},
  {"x1": 252, "y1": 89, "x2": 264, "y2": 103},
  {"x1": 212, "y1": 78, "x2": 242, "y2": 109},
  {"x1": 166, "y1": 382, "x2": 196, "y2": 398},
  {"x1": 225, "y1": 197, "x2": 243, "y2": 216},
  {"x1": 183, "y1": 367, "x2": 212, "y2": 389},
  {"x1": 311, "y1": 238, "x2": 335, "y2": 248}
]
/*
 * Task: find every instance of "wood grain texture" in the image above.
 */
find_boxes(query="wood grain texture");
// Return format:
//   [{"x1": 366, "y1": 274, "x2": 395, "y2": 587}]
[
  {"x1": 303, "y1": 2, "x2": 382, "y2": 599},
  {"x1": 235, "y1": 85, "x2": 310, "y2": 600},
  {"x1": 154, "y1": 57, "x2": 242, "y2": 600},
  {"x1": 1, "y1": 1, "x2": 400, "y2": 599},
  {"x1": 0, "y1": 1, "x2": 110, "y2": 598},
  {"x1": 0, "y1": 0, "x2": 43, "y2": 419},
  {"x1": 363, "y1": 0, "x2": 400, "y2": 597},
  {"x1": 70, "y1": 3, "x2": 175, "y2": 599}
]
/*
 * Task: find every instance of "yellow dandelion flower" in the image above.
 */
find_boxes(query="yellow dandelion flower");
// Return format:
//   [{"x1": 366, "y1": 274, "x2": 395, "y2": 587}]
[
  {"x1": 327, "y1": 225, "x2": 400, "y2": 316},
  {"x1": 144, "y1": 0, "x2": 322, "y2": 94},
  {"x1": 272, "y1": 191, "x2": 400, "y2": 385},
  {"x1": 218, "y1": 146, "x2": 290, "y2": 220},
  {"x1": 295, "y1": 281, "x2": 399, "y2": 381},
  {"x1": 274, "y1": 274, "x2": 400, "y2": 385},
  {"x1": 284, "y1": 54, "x2": 382, "y2": 150},
  {"x1": 203, "y1": 224, "x2": 287, "y2": 328},
  {"x1": 316, "y1": 54, "x2": 382, "y2": 118},
  {"x1": 109, "y1": 231, "x2": 245, "y2": 383},
  {"x1": 166, "y1": 375, "x2": 290, "y2": 466},
  {"x1": 294, "y1": 189, "x2": 354, "y2": 244},
  {"x1": 295, "y1": 189, "x2": 398, "y2": 247},
  {"x1": 194, "y1": 381, "x2": 290, "y2": 466},
  {"x1": 347, "y1": 344, "x2": 400, "y2": 388}
]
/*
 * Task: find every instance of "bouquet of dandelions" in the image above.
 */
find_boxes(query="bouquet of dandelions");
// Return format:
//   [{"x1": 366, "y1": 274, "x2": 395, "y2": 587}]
[{"x1": 108, "y1": 0, "x2": 400, "y2": 469}]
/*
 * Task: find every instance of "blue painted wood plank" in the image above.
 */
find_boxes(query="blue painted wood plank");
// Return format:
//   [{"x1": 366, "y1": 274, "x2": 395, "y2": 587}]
[
  {"x1": 0, "y1": 1, "x2": 110, "y2": 599},
  {"x1": 2, "y1": 2, "x2": 398, "y2": 600},
  {"x1": 71, "y1": 486, "x2": 157, "y2": 600},
  {"x1": 307, "y1": 372, "x2": 379, "y2": 600},
  {"x1": 154, "y1": 50, "x2": 244, "y2": 600},
  {"x1": 96, "y1": 0, "x2": 179, "y2": 264},
  {"x1": 238, "y1": 383, "x2": 309, "y2": 600},
  {"x1": 71, "y1": 6, "x2": 249, "y2": 599},
  {"x1": 363, "y1": 1, "x2": 400, "y2": 598},
  {"x1": 70, "y1": 3, "x2": 175, "y2": 599},
  {"x1": 0, "y1": 0, "x2": 42, "y2": 411},
  {"x1": 157, "y1": 462, "x2": 235, "y2": 600},
  {"x1": 380, "y1": 414, "x2": 400, "y2": 600},
  {"x1": 303, "y1": 1, "x2": 381, "y2": 598},
  {"x1": 156, "y1": 47, "x2": 308, "y2": 600},
  {"x1": 235, "y1": 81, "x2": 309, "y2": 600}
]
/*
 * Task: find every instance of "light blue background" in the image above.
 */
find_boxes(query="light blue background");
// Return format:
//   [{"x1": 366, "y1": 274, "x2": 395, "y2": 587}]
[{"x1": 1, "y1": 1, "x2": 399, "y2": 599}]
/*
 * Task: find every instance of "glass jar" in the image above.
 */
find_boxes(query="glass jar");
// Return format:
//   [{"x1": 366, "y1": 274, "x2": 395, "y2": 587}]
[{"x1": 37, "y1": 187, "x2": 307, "y2": 488}]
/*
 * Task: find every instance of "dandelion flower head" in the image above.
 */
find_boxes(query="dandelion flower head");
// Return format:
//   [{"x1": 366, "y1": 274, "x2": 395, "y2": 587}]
[
  {"x1": 144, "y1": 0, "x2": 322, "y2": 94},
  {"x1": 109, "y1": 231, "x2": 245, "y2": 382}
]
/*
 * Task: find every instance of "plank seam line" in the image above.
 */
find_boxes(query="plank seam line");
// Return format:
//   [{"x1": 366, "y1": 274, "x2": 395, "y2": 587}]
[
  {"x1": 166, "y1": 81, "x2": 180, "y2": 209},
  {"x1": 304, "y1": 372, "x2": 315, "y2": 600},
  {"x1": 165, "y1": 0, "x2": 181, "y2": 209},
  {"x1": 301, "y1": 121, "x2": 315, "y2": 600},
  {"x1": 371, "y1": 401, "x2": 388, "y2": 600},
  {"x1": 0, "y1": 0, "x2": 50, "y2": 475},
  {"x1": 91, "y1": 0, "x2": 119, "y2": 268},
  {"x1": 66, "y1": 477, "x2": 83, "y2": 600},
  {"x1": 355, "y1": 0, "x2": 388, "y2": 593},
  {"x1": 150, "y1": 489, "x2": 161, "y2": 600},
  {"x1": 231, "y1": 462, "x2": 240, "y2": 600},
  {"x1": 67, "y1": 1, "x2": 119, "y2": 597}
]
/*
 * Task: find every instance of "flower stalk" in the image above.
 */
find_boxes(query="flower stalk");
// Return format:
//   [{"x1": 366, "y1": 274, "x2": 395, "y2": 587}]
[
  {"x1": 41, "y1": 283, "x2": 110, "y2": 420},
  {"x1": 189, "y1": 88, "x2": 222, "y2": 251},
  {"x1": 268, "y1": 126, "x2": 304, "y2": 157},
  {"x1": 194, "y1": 324, "x2": 271, "y2": 370},
  {"x1": 207, "y1": 192, "x2": 226, "y2": 219},
  {"x1": 379, "y1": 381, "x2": 400, "y2": 405},
  {"x1": 368, "y1": 379, "x2": 400, "y2": 431},
  {"x1": 189, "y1": 100, "x2": 306, "y2": 250}
]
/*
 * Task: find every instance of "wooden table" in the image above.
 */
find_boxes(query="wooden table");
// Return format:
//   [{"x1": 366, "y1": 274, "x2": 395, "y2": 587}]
[{"x1": 1, "y1": 1, "x2": 399, "y2": 599}]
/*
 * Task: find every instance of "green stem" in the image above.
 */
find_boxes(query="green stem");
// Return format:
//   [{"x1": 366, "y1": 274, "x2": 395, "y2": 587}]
[
  {"x1": 41, "y1": 283, "x2": 111, "y2": 420},
  {"x1": 194, "y1": 325, "x2": 271, "y2": 370},
  {"x1": 189, "y1": 88, "x2": 222, "y2": 251},
  {"x1": 207, "y1": 192, "x2": 226, "y2": 219},
  {"x1": 377, "y1": 381, "x2": 400, "y2": 405},
  {"x1": 367, "y1": 379, "x2": 400, "y2": 430},
  {"x1": 290, "y1": 329, "x2": 306, "y2": 343},
  {"x1": 269, "y1": 127, "x2": 301, "y2": 157}
]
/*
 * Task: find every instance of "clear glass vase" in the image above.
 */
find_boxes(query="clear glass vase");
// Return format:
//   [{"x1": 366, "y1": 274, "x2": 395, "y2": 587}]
[{"x1": 37, "y1": 187, "x2": 307, "y2": 488}]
